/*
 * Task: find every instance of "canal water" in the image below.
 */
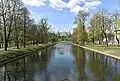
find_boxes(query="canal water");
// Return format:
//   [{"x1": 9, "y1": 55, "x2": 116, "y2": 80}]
[{"x1": 0, "y1": 43, "x2": 120, "y2": 81}]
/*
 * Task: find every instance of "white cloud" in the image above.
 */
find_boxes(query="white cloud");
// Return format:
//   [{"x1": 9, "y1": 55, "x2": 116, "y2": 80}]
[
  {"x1": 48, "y1": 0, "x2": 101, "y2": 14},
  {"x1": 49, "y1": 4, "x2": 63, "y2": 10},
  {"x1": 22, "y1": 0, "x2": 46, "y2": 7},
  {"x1": 70, "y1": 5, "x2": 84, "y2": 14},
  {"x1": 57, "y1": 8, "x2": 63, "y2": 11},
  {"x1": 49, "y1": 4, "x2": 56, "y2": 9},
  {"x1": 49, "y1": 0, "x2": 67, "y2": 9},
  {"x1": 67, "y1": 0, "x2": 83, "y2": 8},
  {"x1": 85, "y1": 0, "x2": 101, "y2": 7},
  {"x1": 68, "y1": 0, "x2": 101, "y2": 14},
  {"x1": 22, "y1": 0, "x2": 102, "y2": 14},
  {"x1": 50, "y1": 24, "x2": 73, "y2": 32}
]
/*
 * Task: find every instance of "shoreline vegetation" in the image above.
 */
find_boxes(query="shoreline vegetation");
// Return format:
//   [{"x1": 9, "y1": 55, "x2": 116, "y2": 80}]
[
  {"x1": 0, "y1": 43, "x2": 56, "y2": 66},
  {"x1": 0, "y1": 0, "x2": 60, "y2": 66},
  {"x1": 71, "y1": 43, "x2": 120, "y2": 60},
  {"x1": 71, "y1": 9, "x2": 120, "y2": 61}
]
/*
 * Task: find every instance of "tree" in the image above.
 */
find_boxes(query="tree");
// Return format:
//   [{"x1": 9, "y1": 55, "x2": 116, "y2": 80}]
[
  {"x1": 38, "y1": 18, "x2": 49, "y2": 44},
  {"x1": 96, "y1": 9, "x2": 112, "y2": 46},
  {"x1": 21, "y1": 7, "x2": 30, "y2": 48},
  {"x1": 87, "y1": 9, "x2": 115, "y2": 46},
  {"x1": 13, "y1": 0, "x2": 24, "y2": 49},
  {"x1": 48, "y1": 32, "x2": 58, "y2": 42},
  {"x1": 72, "y1": 27, "x2": 88, "y2": 45},
  {"x1": 27, "y1": 20, "x2": 38, "y2": 45},
  {"x1": 89, "y1": 13, "x2": 99, "y2": 44},
  {"x1": 113, "y1": 12, "x2": 120, "y2": 45},
  {"x1": 73, "y1": 11, "x2": 89, "y2": 45},
  {"x1": 88, "y1": 26, "x2": 95, "y2": 44},
  {"x1": 0, "y1": 0, "x2": 57, "y2": 51},
  {"x1": 0, "y1": 18, "x2": 3, "y2": 48},
  {"x1": 0, "y1": 0, "x2": 21, "y2": 50}
]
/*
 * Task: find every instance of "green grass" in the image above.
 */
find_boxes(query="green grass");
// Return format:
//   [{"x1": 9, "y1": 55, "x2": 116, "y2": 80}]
[
  {"x1": 0, "y1": 43, "x2": 55, "y2": 61},
  {"x1": 85, "y1": 44, "x2": 120, "y2": 57}
]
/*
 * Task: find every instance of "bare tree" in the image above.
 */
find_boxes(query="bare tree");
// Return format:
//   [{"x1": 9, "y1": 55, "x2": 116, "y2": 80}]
[{"x1": 0, "y1": 0, "x2": 18, "y2": 50}]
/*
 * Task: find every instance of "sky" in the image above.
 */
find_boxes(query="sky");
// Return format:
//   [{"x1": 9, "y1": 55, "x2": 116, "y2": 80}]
[{"x1": 22, "y1": 0, "x2": 120, "y2": 32}]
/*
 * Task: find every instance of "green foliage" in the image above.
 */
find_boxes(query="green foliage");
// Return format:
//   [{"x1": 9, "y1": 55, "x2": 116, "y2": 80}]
[
  {"x1": 87, "y1": 9, "x2": 114, "y2": 46},
  {"x1": 0, "y1": 0, "x2": 58, "y2": 50},
  {"x1": 72, "y1": 27, "x2": 88, "y2": 45},
  {"x1": 88, "y1": 12, "x2": 103, "y2": 43},
  {"x1": 38, "y1": 18, "x2": 50, "y2": 43},
  {"x1": 72, "y1": 11, "x2": 89, "y2": 45}
]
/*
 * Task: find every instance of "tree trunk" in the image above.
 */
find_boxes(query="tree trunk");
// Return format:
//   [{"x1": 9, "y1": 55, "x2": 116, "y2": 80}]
[
  {"x1": 23, "y1": 36, "x2": 26, "y2": 48},
  {"x1": 1, "y1": 37, "x2": 3, "y2": 48},
  {"x1": 103, "y1": 31, "x2": 108, "y2": 46},
  {"x1": 115, "y1": 31, "x2": 119, "y2": 45},
  {"x1": 99, "y1": 39, "x2": 101, "y2": 44},
  {"x1": 116, "y1": 36, "x2": 119, "y2": 45},
  {"x1": 16, "y1": 39, "x2": 19, "y2": 49},
  {"x1": 106, "y1": 37, "x2": 108, "y2": 47},
  {"x1": 82, "y1": 23, "x2": 85, "y2": 46},
  {"x1": 23, "y1": 27, "x2": 26, "y2": 48},
  {"x1": 4, "y1": 25, "x2": 8, "y2": 51},
  {"x1": 5, "y1": 40, "x2": 8, "y2": 51},
  {"x1": 33, "y1": 40, "x2": 35, "y2": 46},
  {"x1": 23, "y1": 12, "x2": 26, "y2": 48},
  {"x1": 3, "y1": 18, "x2": 8, "y2": 51},
  {"x1": 0, "y1": 43, "x2": 1, "y2": 49},
  {"x1": 36, "y1": 40, "x2": 38, "y2": 46},
  {"x1": 15, "y1": 19, "x2": 19, "y2": 49},
  {"x1": 92, "y1": 38, "x2": 94, "y2": 44},
  {"x1": 105, "y1": 34, "x2": 108, "y2": 47}
]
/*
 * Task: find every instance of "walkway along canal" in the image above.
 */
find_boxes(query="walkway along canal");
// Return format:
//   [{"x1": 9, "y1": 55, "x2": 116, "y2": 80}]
[{"x1": 0, "y1": 43, "x2": 120, "y2": 81}]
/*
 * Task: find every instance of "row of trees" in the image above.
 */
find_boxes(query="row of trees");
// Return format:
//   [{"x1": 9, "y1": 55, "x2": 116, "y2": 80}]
[
  {"x1": 0, "y1": 0, "x2": 58, "y2": 51},
  {"x1": 72, "y1": 9, "x2": 120, "y2": 46}
]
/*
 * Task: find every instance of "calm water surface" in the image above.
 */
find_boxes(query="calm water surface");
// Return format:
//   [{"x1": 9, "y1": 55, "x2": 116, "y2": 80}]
[{"x1": 0, "y1": 43, "x2": 120, "y2": 81}]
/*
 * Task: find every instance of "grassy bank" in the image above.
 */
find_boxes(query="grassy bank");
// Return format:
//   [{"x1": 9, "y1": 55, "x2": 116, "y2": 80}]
[
  {"x1": 0, "y1": 43, "x2": 56, "y2": 64},
  {"x1": 85, "y1": 44, "x2": 120, "y2": 58},
  {"x1": 71, "y1": 43, "x2": 120, "y2": 60}
]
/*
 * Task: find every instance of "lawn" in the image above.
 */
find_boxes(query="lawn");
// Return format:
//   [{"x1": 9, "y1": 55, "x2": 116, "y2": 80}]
[
  {"x1": 0, "y1": 43, "x2": 55, "y2": 62},
  {"x1": 85, "y1": 44, "x2": 120, "y2": 57}
]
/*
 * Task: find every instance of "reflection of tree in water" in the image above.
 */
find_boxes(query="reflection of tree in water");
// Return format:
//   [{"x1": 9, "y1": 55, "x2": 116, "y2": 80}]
[
  {"x1": 39, "y1": 47, "x2": 52, "y2": 70},
  {"x1": 72, "y1": 46, "x2": 120, "y2": 81},
  {"x1": 113, "y1": 59, "x2": 120, "y2": 81},
  {"x1": 26, "y1": 46, "x2": 53, "y2": 81},
  {"x1": 2, "y1": 57, "x2": 27, "y2": 81},
  {"x1": 88, "y1": 51, "x2": 120, "y2": 81},
  {"x1": 89, "y1": 52, "x2": 102, "y2": 80},
  {"x1": 1, "y1": 46, "x2": 53, "y2": 81},
  {"x1": 100, "y1": 54, "x2": 114, "y2": 81},
  {"x1": 89, "y1": 52, "x2": 112, "y2": 81},
  {"x1": 72, "y1": 46, "x2": 87, "y2": 81}
]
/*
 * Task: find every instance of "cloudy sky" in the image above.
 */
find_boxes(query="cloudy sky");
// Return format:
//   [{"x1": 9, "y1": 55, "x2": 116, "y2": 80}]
[{"x1": 22, "y1": 0, "x2": 120, "y2": 32}]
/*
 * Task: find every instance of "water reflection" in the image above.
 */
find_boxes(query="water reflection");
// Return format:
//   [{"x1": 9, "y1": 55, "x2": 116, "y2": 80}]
[
  {"x1": 86, "y1": 50, "x2": 120, "y2": 81},
  {"x1": 72, "y1": 46, "x2": 87, "y2": 81},
  {"x1": 0, "y1": 43, "x2": 120, "y2": 81}
]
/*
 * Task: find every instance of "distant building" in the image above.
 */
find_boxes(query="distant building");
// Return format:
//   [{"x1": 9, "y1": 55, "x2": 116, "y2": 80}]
[
  {"x1": 59, "y1": 31, "x2": 71, "y2": 37},
  {"x1": 60, "y1": 32, "x2": 67, "y2": 37}
]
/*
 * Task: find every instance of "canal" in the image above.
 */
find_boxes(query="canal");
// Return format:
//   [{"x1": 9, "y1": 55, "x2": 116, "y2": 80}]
[{"x1": 0, "y1": 43, "x2": 120, "y2": 81}]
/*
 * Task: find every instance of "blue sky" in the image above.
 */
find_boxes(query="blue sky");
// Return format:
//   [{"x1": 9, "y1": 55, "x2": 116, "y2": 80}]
[{"x1": 22, "y1": 0, "x2": 120, "y2": 32}]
